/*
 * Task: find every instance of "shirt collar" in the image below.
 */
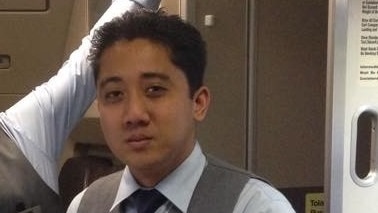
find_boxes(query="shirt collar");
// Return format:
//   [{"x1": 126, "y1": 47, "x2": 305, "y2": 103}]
[{"x1": 110, "y1": 142, "x2": 206, "y2": 212}]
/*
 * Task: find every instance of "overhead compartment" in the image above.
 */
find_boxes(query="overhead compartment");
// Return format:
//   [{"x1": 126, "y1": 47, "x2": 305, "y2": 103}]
[
  {"x1": 0, "y1": 0, "x2": 47, "y2": 11},
  {"x1": 0, "y1": 0, "x2": 75, "y2": 111}
]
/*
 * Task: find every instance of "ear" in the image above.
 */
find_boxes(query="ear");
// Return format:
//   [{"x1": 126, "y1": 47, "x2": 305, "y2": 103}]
[{"x1": 192, "y1": 86, "x2": 211, "y2": 122}]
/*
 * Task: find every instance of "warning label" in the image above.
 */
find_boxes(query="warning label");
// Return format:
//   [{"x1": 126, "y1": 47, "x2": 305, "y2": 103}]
[{"x1": 359, "y1": 0, "x2": 378, "y2": 85}]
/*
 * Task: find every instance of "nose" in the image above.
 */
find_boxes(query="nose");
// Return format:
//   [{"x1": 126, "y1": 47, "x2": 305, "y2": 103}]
[{"x1": 123, "y1": 94, "x2": 150, "y2": 129}]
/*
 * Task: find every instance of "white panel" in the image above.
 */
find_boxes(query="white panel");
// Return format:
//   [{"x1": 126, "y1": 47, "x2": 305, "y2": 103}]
[{"x1": 327, "y1": 0, "x2": 378, "y2": 212}]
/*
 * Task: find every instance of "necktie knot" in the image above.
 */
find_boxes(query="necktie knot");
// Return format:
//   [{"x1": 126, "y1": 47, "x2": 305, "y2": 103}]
[{"x1": 133, "y1": 189, "x2": 167, "y2": 213}]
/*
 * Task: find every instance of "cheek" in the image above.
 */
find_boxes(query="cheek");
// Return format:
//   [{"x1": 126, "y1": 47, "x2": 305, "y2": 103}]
[
  {"x1": 158, "y1": 101, "x2": 194, "y2": 131},
  {"x1": 99, "y1": 112, "x2": 124, "y2": 157},
  {"x1": 98, "y1": 107, "x2": 122, "y2": 135}
]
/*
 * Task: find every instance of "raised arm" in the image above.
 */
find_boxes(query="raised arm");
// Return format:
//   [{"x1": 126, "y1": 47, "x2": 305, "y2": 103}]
[{"x1": 0, "y1": 0, "x2": 160, "y2": 193}]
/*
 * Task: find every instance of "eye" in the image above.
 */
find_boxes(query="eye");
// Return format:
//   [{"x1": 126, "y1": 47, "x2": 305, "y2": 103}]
[
  {"x1": 103, "y1": 90, "x2": 124, "y2": 103},
  {"x1": 146, "y1": 85, "x2": 167, "y2": 98}
]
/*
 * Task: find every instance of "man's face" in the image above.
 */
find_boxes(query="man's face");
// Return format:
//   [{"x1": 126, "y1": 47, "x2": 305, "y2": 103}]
[{"x1": 96, "y1": 38, "x2": 209, "y2": 178}]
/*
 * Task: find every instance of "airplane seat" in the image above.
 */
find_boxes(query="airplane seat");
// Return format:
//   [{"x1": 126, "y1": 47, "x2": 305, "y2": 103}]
[{"x1": 58, "y1": 155, "x2": 123, "y2": 211}]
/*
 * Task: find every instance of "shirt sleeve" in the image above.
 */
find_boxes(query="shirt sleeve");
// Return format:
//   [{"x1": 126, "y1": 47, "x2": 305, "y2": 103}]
[
  {"x1": 233, "y1": 179, "x2": 296, "y2": 213},
  {"x1": 0, "y1": 0, "x2": 136, "y2": 193}
]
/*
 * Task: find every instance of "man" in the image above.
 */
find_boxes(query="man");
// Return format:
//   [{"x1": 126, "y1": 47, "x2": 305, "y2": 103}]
[
  {"x1": 0, "y1": 1, "x2": 160, "y2": 212},
  {"x1": 68, "y1": 9, "x2": 295, "y2": 213}
]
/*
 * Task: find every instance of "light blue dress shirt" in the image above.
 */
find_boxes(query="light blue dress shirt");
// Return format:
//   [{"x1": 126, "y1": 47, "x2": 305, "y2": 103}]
[
  {"x1": 68, "y1": 143, "x2": 295, "y2": 213},
  {"x1": 0, "y1": 0, "x2": 136, "y2": 193}
]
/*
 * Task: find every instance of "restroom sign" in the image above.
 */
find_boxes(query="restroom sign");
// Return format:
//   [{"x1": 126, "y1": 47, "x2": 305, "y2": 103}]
[{"x1": 305, "y1": 193, "x2": 324, "y2": 213}]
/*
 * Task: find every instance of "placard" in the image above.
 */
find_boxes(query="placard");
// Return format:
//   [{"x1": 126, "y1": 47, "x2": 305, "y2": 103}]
[
  {"x1": 305, "y1": 193, "x2": 324, "y2": 213},
  {"x1": 359, "y1": 0, "x2": 378, "y2": 86}
]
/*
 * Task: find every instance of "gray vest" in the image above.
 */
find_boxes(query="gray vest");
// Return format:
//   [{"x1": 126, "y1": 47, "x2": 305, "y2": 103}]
[
  {"x1": 0, "y1": 129, "x2": 63, "y2": 213},
  {"x1": 78, "y1": 155, "x2": 263, "y2": 213}
]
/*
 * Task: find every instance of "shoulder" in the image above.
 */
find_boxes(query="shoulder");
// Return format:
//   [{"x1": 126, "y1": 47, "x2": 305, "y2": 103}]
[
  {"x1": 67, "y1": 189, "x2": 87, "y2": 213},
  {"x1": 205, "y1": 155, "x2": 266, "y2": 183},
  {"x1": 235, "y1": 178, "x2": 296, "y2": 213},
  {"x1": 71, "y1": 170, "x2": 124, "y2": 213},
  {"x1": 84, "y1": 170, "x2": 123, "y2": 192},
  {"x1": 205, "y1": 155, "x2": 295, "y2": 212}
]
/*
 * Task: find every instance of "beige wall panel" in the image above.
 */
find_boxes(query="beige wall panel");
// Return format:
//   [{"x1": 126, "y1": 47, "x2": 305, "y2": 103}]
[
  {"x1": 0, "y1": 0, "x2": 74, "y2": 94},
  {"x1": 0, "y1": 0, "x2": 47, "y2": 11},
  {"x1": 0, "y1": 94, "x2": 23, "y2": 111},
  {"x1": 253, "y1": 0, "x2": 328, "y2": 187},
  {"x1": 160, "y1": 0, "x2": 180, "y2": 15},
  {"x1": 193, "y1": 0, "x2": 249, "y2": 168}
]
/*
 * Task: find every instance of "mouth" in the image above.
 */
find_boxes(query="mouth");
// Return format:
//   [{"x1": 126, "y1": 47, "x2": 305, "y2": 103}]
[
  {"x1": 127, "y1": 134, "x2": 152, "y2": 142},
  {"x1": 126, "y1": 135, "x2": 153, "y2": 149}
]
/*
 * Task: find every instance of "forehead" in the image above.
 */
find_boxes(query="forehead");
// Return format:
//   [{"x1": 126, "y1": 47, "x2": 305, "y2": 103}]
[
  {"x1": 99, "y1": 39, "x2": 170, "y2": 72},
  {"x1": 101, "y1": 38, "x2": 171, "y2": 63},
  {"x1": 97, "y1": 38, "x2": 186, "y2": 86}
]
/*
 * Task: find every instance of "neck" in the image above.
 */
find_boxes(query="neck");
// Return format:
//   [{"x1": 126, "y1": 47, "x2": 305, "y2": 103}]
[{"x1": 130, "y1": 142, "x2": 196, "y2": 188}]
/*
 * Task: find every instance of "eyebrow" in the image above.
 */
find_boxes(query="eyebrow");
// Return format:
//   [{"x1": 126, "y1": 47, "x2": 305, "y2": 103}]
[
  {"x1": 98, "y1": 72, "x2": 171, "y2": 89},
  {"x1": 98, "y1": 76, "x2": 122, "y2": 89},
  {"x1": 141, "y1": 72, "x2": 170, "y2": 81}
]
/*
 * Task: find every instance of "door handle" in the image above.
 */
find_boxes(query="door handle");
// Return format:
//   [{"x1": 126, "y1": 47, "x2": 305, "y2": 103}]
[
  {"x1": 351, "y1": 106, "x2": 378, "y2": 187},
  {"x1": 0, "y1": 54, "x2": 10, "y2": 69}
]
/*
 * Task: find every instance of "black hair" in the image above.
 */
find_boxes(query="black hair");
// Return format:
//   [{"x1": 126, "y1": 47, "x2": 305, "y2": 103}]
[{"x1": 89, "y1": 9, "x2": 207, "y2": 96}]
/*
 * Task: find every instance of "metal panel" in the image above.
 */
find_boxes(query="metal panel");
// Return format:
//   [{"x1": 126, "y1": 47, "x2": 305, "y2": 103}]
[{"x1": 326, "y1": 0, "x2": 378, "y2": 212}]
